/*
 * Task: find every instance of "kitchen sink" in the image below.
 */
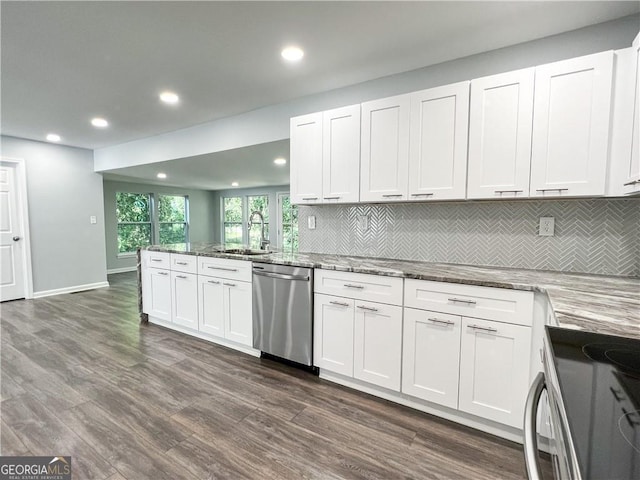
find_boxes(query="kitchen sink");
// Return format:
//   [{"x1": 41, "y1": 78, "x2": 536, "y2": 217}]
[{"x1": 223, "y1": 248, "x2": 271, "y2": 256}]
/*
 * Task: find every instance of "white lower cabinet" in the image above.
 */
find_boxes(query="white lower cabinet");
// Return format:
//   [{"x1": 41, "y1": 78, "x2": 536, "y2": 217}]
[
  {"x1": 197, "y1": 276, "x2": 225, "y2": 337},
  {"x1": 314, "y1": 294, "x2": 355, "y2": 376},
  {"x1": 142, "y1": 267, "x2": 171, "y2": 321},
  {"x1": 171, "y1": 271, "x2": 199, "y2": 330},
  {"x1": 354, "y1": 301, "x2": 402, "y2": 391},
  {"x1": 458, "y1": 317, "x2": 532, "y2": 428},
  {"x1": 402, "y1": 308, "x2": 461, "y2": 409}
]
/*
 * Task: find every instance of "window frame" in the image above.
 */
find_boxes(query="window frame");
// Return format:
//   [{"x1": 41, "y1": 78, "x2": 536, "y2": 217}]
[
  {"x1": 277, "y1": 191, "x2": 298, "y2": 253},
  {"x1": 221, "y1": 194, "x2": 271, "y2": 248},
  {"x1": 116, "y1": 192, "x2": 154, "y2": 257},
  {"x1": 157, "y1": 194, "x2": 190, "y2": 245}
]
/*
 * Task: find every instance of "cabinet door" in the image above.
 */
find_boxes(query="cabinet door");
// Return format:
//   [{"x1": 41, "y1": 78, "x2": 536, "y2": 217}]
[
  {"x1": 198, "y1": 276, "x2": 225, "y2": 337},
  {"x1": 467, "y1": 69, "x2": 534, "y2": 199},
  {"x1": 531, "y1": 51, "x2": 614, "y2": 197},
  {"x1": 408, "y1": 82, "x2": 470, "y2": 200},
  {"x1": 143, "y1": 267, "x2": 171, "y2": 321},
  {"x1": 402, "y1": 309, "x2": 461, "y2": 409},
  {"x1": 626, "y1": 32, "x2": 640, "y2": 194},
  {"x1": 313, "y1": 294, "x2": 355, "y2": 376},
  {"x1": 360, "y1": 94, "x2": 410, "y2": 202},
  {"x1": 322, "y1": 105, "x2": 361, "y2": 203},
  {"x1": 171, "y1": 271, "x2": 198, "y2": 330},
  {"x1": 459, "y1": 318, "x2": 532, "y2": 428},
  {"x1": 223, "y1": 280, "x2": 253, "y2": 346},
  {"x1": 290, "y1": 112, "x2": 323, "y2": 204},
  {"x1": 354, "y1": 301, "x2": 402, "y2": 391}
]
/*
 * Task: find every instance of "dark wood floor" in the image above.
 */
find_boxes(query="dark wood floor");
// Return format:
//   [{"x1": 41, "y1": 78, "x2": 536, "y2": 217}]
[{"x1": 1, "y1": 272, "x2": 549, "y2": 479}]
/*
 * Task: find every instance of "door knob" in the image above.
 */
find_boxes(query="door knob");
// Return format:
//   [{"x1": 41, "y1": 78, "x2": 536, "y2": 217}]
[{"x1": 12, "y1": 236, "x2": 20, "y2": 241}]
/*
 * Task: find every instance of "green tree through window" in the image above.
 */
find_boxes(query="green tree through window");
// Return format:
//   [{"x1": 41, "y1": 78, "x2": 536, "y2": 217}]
[
  {"x1": 116, "y1": 192, "x2": 152, "y2": 254},
  {"x1": 248, "y1": 195, "x2": 269, "y2": 249},
  {"x1": 279, "y1": 194, "x2": 298, "y2": 253},
  {"x1": 223, "y1": 197, "x2": 243, "y2": 246},
  {"x1": 159, "y1": 195, "x2": 188, "y2": 244}
]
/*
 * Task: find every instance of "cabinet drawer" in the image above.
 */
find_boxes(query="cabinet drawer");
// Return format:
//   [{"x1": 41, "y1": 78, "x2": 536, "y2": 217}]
[
  {"x1": 404, "y1": 279, "x2": 533, "y2": 326},
  {"x1": 314, "y1": 269, "x2": 403, "y2": 306},
  {"x1": 197, "y1": 256, "x2": 252, "y2": 282},
  {"x1": 170, "y1": 253, "x2": 197, "y2": 274},
  {"x1": 142, "y1": 250, "x2": 170, "y2": 269}
]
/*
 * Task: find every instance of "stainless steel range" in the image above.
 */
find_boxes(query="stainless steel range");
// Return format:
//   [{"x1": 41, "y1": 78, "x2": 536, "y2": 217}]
[{"x1": 525, "y1": 326, "x2": 640, "y2": 480}]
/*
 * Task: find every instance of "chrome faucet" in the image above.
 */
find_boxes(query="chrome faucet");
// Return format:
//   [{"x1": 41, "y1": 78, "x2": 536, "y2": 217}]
[{"x1": 248, "y1": 211, "x2": 270, "y2": 250}]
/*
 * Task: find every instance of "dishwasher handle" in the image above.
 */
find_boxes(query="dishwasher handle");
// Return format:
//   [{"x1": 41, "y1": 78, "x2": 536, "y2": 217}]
[
  {"x1": 253, "y1": 270, "x2": 310, "y2": 282},
  {"x1": 524, "y1": 371, "x2": 546, "y2": 480}
]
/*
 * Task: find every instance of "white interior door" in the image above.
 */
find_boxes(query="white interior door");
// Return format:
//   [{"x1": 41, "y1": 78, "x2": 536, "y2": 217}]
[{"x1": 0, "y1": 162, "x2": 26, "y2": 301}]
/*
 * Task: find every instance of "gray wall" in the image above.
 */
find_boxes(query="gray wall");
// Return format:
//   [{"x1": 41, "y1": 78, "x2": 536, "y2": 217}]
[
  {"x1": 211, "y1": 185, "x2": 289, "y2": 247},
  {"x1": 298, "y1": 199, "x2": 640, "y2": 277},
  {"x1": 103, "y1": 180, "x2": 216, "y2": 271},
  {"x1": 94, "y1": 14, "x2": 640, "y2": 171},
  {"x1": 1, "y1": 135, "x2": 108, "y2": 293}
]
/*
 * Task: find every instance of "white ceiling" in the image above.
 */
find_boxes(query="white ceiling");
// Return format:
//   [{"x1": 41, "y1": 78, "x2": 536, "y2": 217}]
[{"x1": 2, "y1": 1, "x2": 639, "y2": 190}]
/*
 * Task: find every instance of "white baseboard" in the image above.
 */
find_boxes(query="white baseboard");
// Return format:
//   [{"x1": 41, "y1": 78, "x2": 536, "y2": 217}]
[
  {"x1": 107, "y1": 266, "x2": 138, "y2": 274},
  {"x1": 33, "y1": 281, "x2": 110, "y2": 299}
]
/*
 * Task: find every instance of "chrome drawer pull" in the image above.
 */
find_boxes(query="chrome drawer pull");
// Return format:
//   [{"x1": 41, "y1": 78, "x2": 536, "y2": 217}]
[
  {"x1": 428, "y1": 318, "x2": 454, "y2": 326},
  {"x1": 207, "y1": 280, "x2": 220, "y2": 285},
  {"x1": 329, "y1": 301, "x2": 350, "y2": 307},
  {"x1": 176, "y1": 275, "x2": 188, "y2": 279},
  {"x1": 494, "y1": 189, "x2": 523, "y2": 194},
  {"x1": 382, "y1": 194, "x2": 403, "y2": 198},
  {"x1": 411, "y1": 193, "x2": 434, "y2": 197},
  {"x1": 223, "y1": 282, "x2": 236, "y2": 287},
  {"x1": 207, "y1": 266, "x2": 238, "y2": 272},
  {"x1": 344, "y1": 284, "x2": 364, "y2": 289},
  {"x1": 158, "y1": 271, "x2": 169, "y2": 276},
  {"x1": 623, "y1": 179, "x2": 640, "y2": 186},
  {"x1": 323, "y1": 196, "x2": 341, "y2": 200},
  {"x1": 535, "y1": 188, "x2": 569, "y2": 193},
  {"x1": 468, "y1": 324, "x2": 497, "y2": 333},
  {"x1": 448, "y1": 297, "x2": 476, "y2": 305},
  {"x1": 151, "y1": 258, "x2": 163, "y2": 262},
  {"x1": 357, "y1": 305, "x2": 378, "y2": 312},
  {"x1": 302, "y1": 197, "x2": 318, "y2": 200},
  {"x1": 176, "y1": 261, "x2": 188, "y2": 265}
]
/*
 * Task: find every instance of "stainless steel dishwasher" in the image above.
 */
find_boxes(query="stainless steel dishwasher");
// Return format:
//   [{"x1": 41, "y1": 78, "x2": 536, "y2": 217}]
[{"x1": 252, "y1": 263, "x2": 314, "y2": 368}]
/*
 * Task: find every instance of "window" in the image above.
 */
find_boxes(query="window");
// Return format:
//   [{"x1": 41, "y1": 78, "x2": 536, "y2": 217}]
[
  {"x1": 223, "y1": 197, "x2": 243, "y2": 246},
  {"x1": 116, "y1": 192, "x2": 152, "y2": 254},
  {"x1": 158, "y1": 195, "x2": 189, "y2": 244},
  {"x1": 247, "y1": 195, "x2": 269, "y2": 250},
  {"x1": 278, "y1": 193, "x2": 298, "y2": 253}
]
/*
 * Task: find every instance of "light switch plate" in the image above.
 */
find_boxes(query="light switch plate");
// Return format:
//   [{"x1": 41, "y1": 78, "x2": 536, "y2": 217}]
[
  {"x1": 308, "y1": 215, "x2": 316, "y2": 230},
  {"x1": 539, "y1": 217, "x2": 555, "y2": 236},
  {"x1": 90, "y1": 216, "x2": 97, "y2": 224}
]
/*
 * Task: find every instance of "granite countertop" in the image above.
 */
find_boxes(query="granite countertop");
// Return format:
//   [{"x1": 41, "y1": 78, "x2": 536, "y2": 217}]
[{"x1": 144, "y1": 243, "x2": 640, "y2": 339}]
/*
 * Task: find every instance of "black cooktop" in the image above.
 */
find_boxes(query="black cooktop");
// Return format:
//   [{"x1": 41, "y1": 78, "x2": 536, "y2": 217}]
[{"x1": 547, "y1": 326, "x2": 640, "y2": 480}]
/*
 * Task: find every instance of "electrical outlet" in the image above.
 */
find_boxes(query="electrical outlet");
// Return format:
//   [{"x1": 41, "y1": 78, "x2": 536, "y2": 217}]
[
  {"x1": 357, "y1": 215, "x2": 369, "y2": 231},
  {"x1": 539, "y1": 217, "x2": 555, "y2": 236},
  {"x1": 307, "y1": 215, "x2": 316, "y2": 230},
  {"x1": 90, "y1": 216, "x2": 97, "y2": 224}
]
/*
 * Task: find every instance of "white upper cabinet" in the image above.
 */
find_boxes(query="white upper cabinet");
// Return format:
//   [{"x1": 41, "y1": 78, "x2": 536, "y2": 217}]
[
  {"x1": 408, "y1": 82, "x2": 470, "y2": 200},
  {"x1": 290, "y1": 112, "x2": 323, "y2": 204},
  {"x1": 360, "y1": 94, "x2": 411, "y2": 202},
  {"x1": 628, "y1": 32, "x2": 640, "y2": 193},
  {"x1": 322, "y1": 105, "x2": 361, "y2": 203},
  {"x1": 530, "y1": 51, "x2": 614, "y2": 197},
  {"x1": 467, "y1": 69, "x2": 535, "y2": 199}
]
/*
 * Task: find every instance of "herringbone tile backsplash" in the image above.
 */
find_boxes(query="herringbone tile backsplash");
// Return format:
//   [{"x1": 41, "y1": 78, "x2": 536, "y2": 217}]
[{"x1": 298, "y1": 198, "x2": 640, "y2": 277}]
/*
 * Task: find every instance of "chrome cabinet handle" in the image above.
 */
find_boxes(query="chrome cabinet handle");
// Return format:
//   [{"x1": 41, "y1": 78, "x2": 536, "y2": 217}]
[
  {"x1": 357, "y1": 305, "x2": 378, "y2": 312},
  {"x1": 302, "y1": 197, "x2": 318, "y2": 200},
  {"x1": 329, "y1": 301, "x2": 350, "y2": 307},
  {"x1": 223, "y1": 282, "x2": 236, "y2": 287},
  {"x1": 151, "y1": 258, "x2": 163, "y2": 262},
  {"x1": 428, "y1": 317, "x2": 454, "y2": 326},
  {"x1": 382, "y1": 194, "x2": 403, "y2": 198},
  {"x1": 323, "y1": 196, "x2": 341, "y2": 200},
  {"x1": 176, "y1": 275, "x2": 188, "y2": 279},
  {"x1": 524, "y1": 372, "x2": 546, "y2": 480},
  {"x1": 207, "y1": 280, "x2": 220, "y2": 285},
  {"x1": 448, "y1": 297, "x2": 476, "y2": 305},
  {"x1": 535, "y1": 188, "x2": 568, "y2": 193},
  {"x1": 158, "y1": 271, "x2": 169, "y2": 276},
  {"x1": 176, "y1": 261, "x2": 188, "y2": 265},
  {"x1": 468, "y1": 324, "x2": 497, "y2": 333},
  {"x1": 207, "y1": 266, "x2": 238, "y2": 272},
  {"x1": 623, "y1": 179, "x2": 640, "y2": 186},
  {"x1": 494, "y1": 190, "x2": 523, "y2": 194},
  {"x1": 411, "y1": 193, "x2": 433, "y2": 197},
  {"x1": 344, "y1": 284, "x2": 364, "y2": 289}
]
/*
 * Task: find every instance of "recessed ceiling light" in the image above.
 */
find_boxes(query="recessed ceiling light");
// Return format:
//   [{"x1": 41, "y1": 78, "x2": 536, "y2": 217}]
[
  {"x1": 91, "y1": 117, "x2": 109, "y2": 128},
  {"x1": 231, "y1": 181, "x2": 239, "y2": 187},
  {"x1": 274, "y1": 157, "x2": 287, "y2": 165},
  {"x1": 46, "y1": 133, "x2": 61, "y2": 142},
  {"x1": 281, "y1": 46, "x2": 304, "y2": 62},
  {"x1": 157, "y1": 172, "x2": 167, "y2": 179},
  {"x1": 159, "y1": 91, "x2": 179, "y2": 104}
]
